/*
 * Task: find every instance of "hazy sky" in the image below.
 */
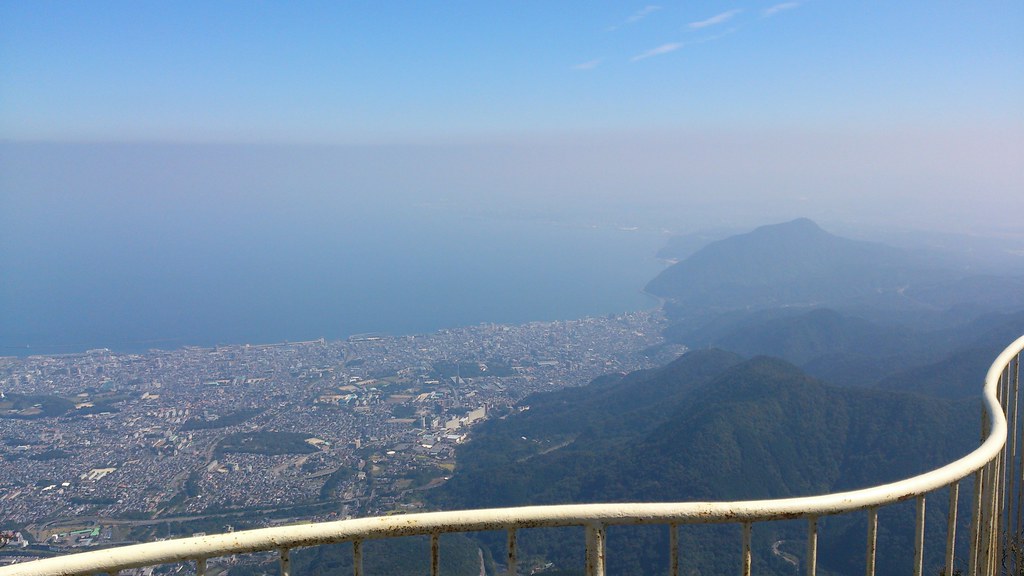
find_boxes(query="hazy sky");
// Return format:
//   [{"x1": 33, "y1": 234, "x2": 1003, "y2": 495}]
[
  {"x1": 1, "y1": 1, "x2": 1023, "y2": 350},
  {"x1": 1, "y1": 1, "x2": 1023, "y2": 233}
]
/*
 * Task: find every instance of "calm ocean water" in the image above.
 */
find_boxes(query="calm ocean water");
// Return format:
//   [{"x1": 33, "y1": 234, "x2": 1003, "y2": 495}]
[
  {"x1": 1, "y1": 210, "x2": 666, "y2": 356},
  {"x1": 0, "y1": 143, "x2": 673, "y2": 355}
]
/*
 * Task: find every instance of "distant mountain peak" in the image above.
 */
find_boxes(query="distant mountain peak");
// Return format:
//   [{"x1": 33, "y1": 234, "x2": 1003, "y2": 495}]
[
  {"x1": 645, "y1": 218, "x2": 913, "y2": 313},
  {"x1": 754, "y1": 217, "x2": 826, "y2": 237},
  {"x1": 761, "y1": 217, "x2": 822, "y2": 231},
  {"x1": 738, "y1": 218, "x2": 837, "y2": 247}
]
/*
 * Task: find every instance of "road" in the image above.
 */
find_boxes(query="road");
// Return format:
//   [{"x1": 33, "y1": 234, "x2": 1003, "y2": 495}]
[{"x1": 771, "y1": 540, "x2": 799, "y2": 572}]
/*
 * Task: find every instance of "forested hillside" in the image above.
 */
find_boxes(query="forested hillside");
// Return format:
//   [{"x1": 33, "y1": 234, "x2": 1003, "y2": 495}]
[{"x1": 437, "y1": 352, "x2": 978, "y2": 574}]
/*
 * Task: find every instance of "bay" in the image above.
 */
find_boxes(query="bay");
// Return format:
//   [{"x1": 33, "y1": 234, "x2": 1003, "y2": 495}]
[
  {"x1": 1, "y1": 143, "x2": 670, "y2": 355},
  {"x1": 1, "y1": 206, "x2": 666, "y2": 355}
]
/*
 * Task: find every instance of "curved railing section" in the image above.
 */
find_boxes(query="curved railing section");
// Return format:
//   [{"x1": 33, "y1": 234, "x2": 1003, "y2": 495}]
[{"x1": 3, "y1": 335, "x2": 1023, "y2": 576}]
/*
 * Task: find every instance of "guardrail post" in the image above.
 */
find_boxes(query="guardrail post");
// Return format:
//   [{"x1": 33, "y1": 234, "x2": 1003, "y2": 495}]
[
  {"x1": 1014, "y1": 354, "x2": 1023, "y2": 576},
  {"x1": 741, "y1": 522, "x2": 752, "y2": 576},
  {"x1": 1006, "y1": 361, "x2": 1020, "y2": 572},
  {"x1": 990, "y1": 465, "x2": 997, "y2": 575},
  {"x1": 946, "y1": 482, "x2": 958, "y2": 576},
  {"x1": 913, "y1": 496, "x2": 925, "y2": 576},
  {"x1": 585, "y1": 524, "x2": 606, "y2": 576},
  {"x1": 196, "y1": 558, "x2": 206, "y2": 576},
  {"x1": 669, "y1": 524, "x2": 679, "y2": 576},
  {"x1": 279, "y1": 548, "x2": 291, "y2": 576},
  {"x1": 865, "y1": 508, "x2": 877, "y2": 576},
  {"x1": 431, "y1": 533, "x2": 440, "y2": 576},
  {"x1": 507, "y1": 528, "x2": 517, "y2": 576},
  {"x1": 998, "y1": 370, "x2": 1010, "y2": 569},
  {"x1": 981, "y1": 455, "x2": 997, "y2": 575},
  {"x1": 806, "y1": 517, "x2": 817, "y2": 576},
  {"x1": 353, "y1": 539, "x2": 363, "y2": 576},
  {"x1": 972, "y1": 404, "x2": 992, "y2": 576}
]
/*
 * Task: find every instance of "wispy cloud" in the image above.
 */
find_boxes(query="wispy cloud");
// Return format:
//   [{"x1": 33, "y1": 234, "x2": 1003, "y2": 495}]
[
  {"x1": 627, "y1": 5, "x2": 662, "y2": 23},
  {"x1": 607, "y1": 5, "x2": 661, "y2": 31},
  {"x1": 630, "y1": 28, "x2": 738, "y2": 62},
  {"x1": 573, "y1": 59, "x2": 602, "y2": 70},
  {"x1": 631, "y1": 42, "x2": 682, "y2": 62},
  {"x1": 688, "y1": 9, "x2": 742, "y2": 29},
  {"x1": 691, "y1": 28, "x2": 738, "y2": 45},
  {"x1": 762, "y1": 2, "x2": 799, "y2": 17}
]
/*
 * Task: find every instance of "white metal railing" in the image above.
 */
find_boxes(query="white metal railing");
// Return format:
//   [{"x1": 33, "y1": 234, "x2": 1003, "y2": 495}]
[{"x1": 3, "y1": 335, "x2": 1023, "y2": 576}]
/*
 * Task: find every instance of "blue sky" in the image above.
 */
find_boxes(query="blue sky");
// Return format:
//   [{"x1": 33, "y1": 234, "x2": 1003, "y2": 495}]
[{"x1": 1, "y1": 1, "x2": 1022, "y2": 142}]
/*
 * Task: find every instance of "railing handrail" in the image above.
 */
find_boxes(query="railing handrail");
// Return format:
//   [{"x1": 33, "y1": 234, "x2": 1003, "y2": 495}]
[{"x1": 3, "y1": 334, "x2": 1023, "y2": 576}]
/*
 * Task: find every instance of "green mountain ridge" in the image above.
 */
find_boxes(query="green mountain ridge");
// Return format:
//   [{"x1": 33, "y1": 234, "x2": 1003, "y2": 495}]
[
  {"x1": 442, "y1": 354, "x2": 975, "y2": 506},
  {"x1": 677, "y1": 306, "x2": 1024, "y2": 393},
  {"x1": 437, "y1": 352, "x2": 978, "y2": 574}
]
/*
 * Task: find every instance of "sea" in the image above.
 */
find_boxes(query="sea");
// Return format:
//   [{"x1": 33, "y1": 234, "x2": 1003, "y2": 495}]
[
  {"x1": 0, "y1": 143, "x2": 676, "y2": 356},
  {"x1": 0, "y1": 207, "x2": 667, "y2": 356}
]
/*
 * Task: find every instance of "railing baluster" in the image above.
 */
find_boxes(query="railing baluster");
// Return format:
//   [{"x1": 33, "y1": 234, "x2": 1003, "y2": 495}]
[
  {"x1": 990, "y1": 464, "x2": 999, "y2": 575},
  {"x1": 353, "y1": 539, "x2": 363, "y2": 576},
  {"x1": 1011, "y1": 352, "x2": 1019, "y2": 573},
  {"x1": 970, "y1": 411, "x2": 987, "y2": 576},
  {"x1": 585, "y1": 524, "x2": 606, "y2": 576},
  {"x1": 913, "y1": 495, "x2": 925, "y2": 576},
  {"x1": 741, "y1": 522, "x2": 751, "y2": 576},
  {"x1": 1006, "y1": 356, "x2": 1020, "y2": 576},
  {"x1": 585, "y1": 525, "x2": 593, "y2": 576},
  {"x1": 982, "y1": 456, "x2": 998, "y2": 575},
  {"x1": 507, "y1": 528, "x2": 517, "y2": 576},
  {"x1": 806, "y1": 517, "x2": 817, "y2": 576},
  {"x1": 946, "y1": 482, "x2": 958, "y2": 576},
  {"x1": 196, "y1": 558, "x2": 206, "y2": 576},
  {"x1": 982, "y1": 462, "x2": 992, "y2": 575},
  {"x1": 865, "y1": 507, "x2": 877, "y2": 576},
  {"x1": 431, "y1": 533, "x2": 440, "y2": 576},
  {"x1": 669, "y1": 524, "x2": 678, "y2": 576},
  {"x1": 1003, "y1": 366, "x2": 1011, "y2": 569},
  {"x1": 279, "y1": 548, "x2": 291, "y2": 576}
]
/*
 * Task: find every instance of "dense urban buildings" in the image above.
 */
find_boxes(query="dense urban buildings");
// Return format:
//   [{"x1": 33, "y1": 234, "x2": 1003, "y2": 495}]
[{"x1": 0, "y1": 310, "x2": 676, "y2": 557}]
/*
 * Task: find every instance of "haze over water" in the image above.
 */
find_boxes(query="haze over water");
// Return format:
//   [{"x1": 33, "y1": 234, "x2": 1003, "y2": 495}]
[{"x1": 0, "y1": 144, "x2": 668, "y2": 355}]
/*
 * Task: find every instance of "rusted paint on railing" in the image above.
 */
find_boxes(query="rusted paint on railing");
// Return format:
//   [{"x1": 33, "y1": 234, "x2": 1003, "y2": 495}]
[
  {"x1": 352, "y1": 539, "x2": 363, "y2": 576},
  {"x1": 278, "y1": 548, "x2": 290, "y2": 576},
  {"x1": 584, "y1": 524, "x2": 605, "y2": 576},
  {"x1": 506, "y1": 528, "x2": 517, "y2": 576},
  {"x1": 430, "y1": 533, "x2": 439, "y2": 576}
]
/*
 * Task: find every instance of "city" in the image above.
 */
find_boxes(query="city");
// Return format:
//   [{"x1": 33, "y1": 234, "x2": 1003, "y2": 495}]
[{"x1": 0, "y1": 310, "x2": 677, "y2": 560}]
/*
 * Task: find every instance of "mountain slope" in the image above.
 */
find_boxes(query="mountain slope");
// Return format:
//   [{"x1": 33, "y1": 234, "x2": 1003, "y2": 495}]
[
  {"x1": 645, "y1": 218, "x2": 925, "y2": 313},
  {"x1": 438, "y1": 353, "x2": 978, "y2": 574}
]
